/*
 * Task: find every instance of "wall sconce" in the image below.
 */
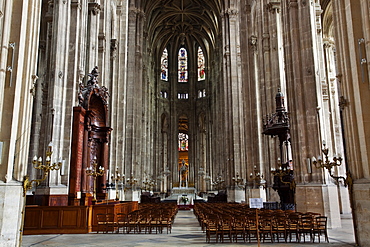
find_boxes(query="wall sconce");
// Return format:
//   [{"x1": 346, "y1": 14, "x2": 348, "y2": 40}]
[
  {"x1": 157, "y1": 167, "x2": 171, "y2": 181},
  {"x1": 141, "y1": 175, "x2": 155, "y2": 191},
  {"x1": 163, "y1": 166, "x2": 171, "y2": 176},
  {"x1": 198, "y1": 167, "x2": 206, "y2": 177},
  {"x1": 126, "y1": 173, "x2": 138, "y2": 190},
  {"x1": 232, "y1": 172, "x2": 244, "y2": 189},
  {"x1": 23, "y1": 142, "x2": 62, "y2": 196},
  {"x1": 250, "y1": 166, "x2": 266, "y2": 189},
  {"x1": 211, "y1": 174, "x2": 225, "y2": 191},
  {"x1": 312, "y1": 140, "x2": 352, "y2": 188},
  {"x1": 86, "y1": 157, "x2": 105, "y2": 202},
  {"x1": 111, "y1": 168, "x2": 124, "y2": 201},
  {"x1": 271, "y1": 159, "x2": 295, "y2": 190}
]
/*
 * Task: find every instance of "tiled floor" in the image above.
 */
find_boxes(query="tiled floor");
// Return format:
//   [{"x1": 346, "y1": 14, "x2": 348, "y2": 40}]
[{"x1": 22, "y1": 210, "x2": 356, "y2": 247}]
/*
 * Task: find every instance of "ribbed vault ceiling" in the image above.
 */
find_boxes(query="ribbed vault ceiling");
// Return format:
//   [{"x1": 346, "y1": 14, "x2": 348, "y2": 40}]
[{"x1": 143, "y1": 0, "x2": 222, "y2": 52}]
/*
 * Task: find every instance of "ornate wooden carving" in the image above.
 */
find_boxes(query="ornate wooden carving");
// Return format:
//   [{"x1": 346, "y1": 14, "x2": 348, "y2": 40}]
[{"x1": 69, "y1": 67, "x2": 112, "y2": 205}]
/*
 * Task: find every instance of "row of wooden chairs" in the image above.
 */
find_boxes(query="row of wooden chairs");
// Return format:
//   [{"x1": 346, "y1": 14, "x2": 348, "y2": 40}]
[
  {"x1": 96, "y1": 203, "x2": 178, "y2": 234},
  {"x1": 194, "y1": 203, "x2": 329, "y2": 243}
]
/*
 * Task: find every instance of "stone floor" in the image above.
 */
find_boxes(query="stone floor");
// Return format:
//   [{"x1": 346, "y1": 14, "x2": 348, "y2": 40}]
[{"x1": 22, "y1": 210, "x2": 356, "y2": 247}]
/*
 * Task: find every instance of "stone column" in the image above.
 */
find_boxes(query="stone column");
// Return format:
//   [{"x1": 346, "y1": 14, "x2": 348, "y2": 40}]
[
  {"x1": 0, "y1": 0, "x2": 42, "y2": 245},
  {"x1": 331, "y1": 0, "x2": 370, "y2": 245},
  {"x1": 221, "y1": 2, "x2": 247, "y2": 203},
  {"x1": 109, "y1": 1, "x2": 128, "y2": 177},
  {"x1": 280, "y1": 0, "x2": 341, "y2": 227},
  {"x1": 33, "y1": 0, "x2": 72, "y2": 205},
  {"x1": 123, "y1": 4, "x2": 145, "y2": 199}
]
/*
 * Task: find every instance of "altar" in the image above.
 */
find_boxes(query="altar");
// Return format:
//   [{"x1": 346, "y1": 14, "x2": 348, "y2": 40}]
[
  {"x1": 177, "y1": 194, "x2": 194, "y2": 210},
  {"x1": 172, "y1": 187, "x2": 196, "y2": 195},
  {"x1": 165, "y1": 187, "x2": 197, "y2": 210}
]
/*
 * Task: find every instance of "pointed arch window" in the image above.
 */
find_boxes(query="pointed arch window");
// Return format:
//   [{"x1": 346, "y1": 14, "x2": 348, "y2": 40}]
[
  {"x1": 161, "y1": 48, "x2": 168, "y2": 81},
  {"x1": 178, "y1": 48, "x2": 188, "y2": 82},
  {"x1": 198, "y1": 46, "x2": 206, "y2": 81},
  {"x1": 178, "y1": 133, "x2": 188, "y2": 151}
]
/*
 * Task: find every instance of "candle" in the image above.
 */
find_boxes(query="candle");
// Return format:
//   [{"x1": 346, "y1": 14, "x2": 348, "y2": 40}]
[{"x1": 60, "y1": 160, "x2": 66, "y2": 175}]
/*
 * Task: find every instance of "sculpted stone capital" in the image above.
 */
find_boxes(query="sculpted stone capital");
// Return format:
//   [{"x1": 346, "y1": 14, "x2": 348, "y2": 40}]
[
  {"x1": 289, "y1": 0, "x2": 298, "y2": 9},
  {"x1": 88, "y1": 2, "x2": 101, "y2": 15},
  {"x1": 250, "y1": 35, "x2": 258, "y2": 50},
  {"x1": 267, "y1": 1, "x2": 281, "y2": 13},
  {"x1": 226, "y1": 8, "x2": 238, "y2": 19},
  {"x1": 71, "y1": 1, "x2": 82, "y2": 9},
  {"x1": 129, "y1": 7, "x2": 145, "y2": 20},
  {"x1": 111, "y1": 39, "x2": 118, "y2": 58}
]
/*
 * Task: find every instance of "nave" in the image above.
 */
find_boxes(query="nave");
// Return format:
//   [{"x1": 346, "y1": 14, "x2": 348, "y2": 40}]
[{"x1": 22, "y1": 209, "x2": 355, "y2": 247}]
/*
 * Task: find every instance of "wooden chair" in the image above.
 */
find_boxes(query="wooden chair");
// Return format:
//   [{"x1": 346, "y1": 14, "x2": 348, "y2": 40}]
[
  {"x1": 299, "y1": 215, "x2": 314, "y2": 242},
  {"x1": 273, "y1": 215, "x2": 288, "y2": 242},
  {"x1": 149, "y1": 213, "x2": 162, "y2": 234},
  {"x1": 259, "y1": 213, "x2": 274, "y2": 243},
  {"x1": 218, "y1": 216, "x2": 233, "y2": 243},
  {"x1": 313, "y1": 216, "x2": 329, "y2": 243},
  {"x1": 205, "y1": 217, "x2": 219, "y2": 243},
  {"x1": 160, "y1": 213, "x2": 173, "y2": 234},
  {"x1": 96, "y1": 214, "x2": 107, "y2": 233},
  {"x1": 232, "y1": 216, "x2": 246, "y2": 242},
  {"x1": 137, "y1": 212, "x2": 151, "y2": 233},
  {"x1": 116, "y1": 213, "x2": 128, "y2": 233},
  {"x1": 126, "y1": 211, "x2": 140, "y2": 233},
  {"x1": 105, "y1": 213, "x2": 116, "y2": 233},
  {"x1": 245, "y1": 213, "x2": 259, "y2": 243},
  {"x1": 286, "y1": 213, "x2": 300, "y2": 242}
]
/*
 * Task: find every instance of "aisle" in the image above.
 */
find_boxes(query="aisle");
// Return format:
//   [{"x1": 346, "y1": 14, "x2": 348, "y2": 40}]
[{"x1": 164, "y1": 210, "x2": 205, "y2": 244}]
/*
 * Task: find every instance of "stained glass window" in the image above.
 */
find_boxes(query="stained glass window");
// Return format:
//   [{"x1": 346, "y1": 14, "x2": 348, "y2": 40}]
[
  {"x1": 161, "y1": 48, "x2": 168, "y2": 81},
  {"x1": 198, "y1": 89, "x2": 206, "y2": 98},
  {"x1": 178, "y1": 48, "x2": 188, "y2": 82},
  {"x1": 178, "y1": 92, "x2": 189, "y2": 99},
  {"x1": 178, "y1": 133, "x2": 189, "y2": 151},
  {"x1": 160, "y1": 90, "x2": 168, "y2": 98},
  {"x1": 198, "y1": 46, "x2": 205, "y2": 81}
]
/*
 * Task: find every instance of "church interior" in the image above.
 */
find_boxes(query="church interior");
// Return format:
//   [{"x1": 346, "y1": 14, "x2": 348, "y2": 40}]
[{"x1": 0, "y1": 0, "x2": 369, "y2": 246}]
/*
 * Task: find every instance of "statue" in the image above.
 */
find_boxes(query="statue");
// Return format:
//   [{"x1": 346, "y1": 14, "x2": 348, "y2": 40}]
[{"x1": 179, "y1": 159, "x2": 188, "y2": 187}]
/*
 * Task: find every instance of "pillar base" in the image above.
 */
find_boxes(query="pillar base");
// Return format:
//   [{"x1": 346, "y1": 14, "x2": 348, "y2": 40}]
[
  {"x1": 227, "y1": 188, "x2": 245, "y2": 203},
  {"x1": 0, "y1": 182, "x2": 23, "y2": 247},
  {"x1": 246, "y1": 187, "x2": 267, "y2": 204},
  {"x1": 33, "y1": 185, "x2": 68, "y2": 206},
  {"x1": 352, "y1": 180, "x2": 370, "y2": 247},
  {"x1": 295, "y1": 184, "x2": 342, "y2": 228},
  {"x1": 124, "y1": 190, "x2": 140, "y2": 202}
]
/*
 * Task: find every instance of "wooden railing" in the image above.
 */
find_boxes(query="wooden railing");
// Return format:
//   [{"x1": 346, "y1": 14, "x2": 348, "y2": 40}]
[
  {"x1": 24, "y1": 205, "x2": 91, "y2": 234},
  {"x1": 23, "y1": 201, "x2": 138, "y2": 234}
]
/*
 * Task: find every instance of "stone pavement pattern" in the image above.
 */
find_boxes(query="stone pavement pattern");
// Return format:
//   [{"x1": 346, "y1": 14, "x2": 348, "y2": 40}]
[{"x1": 22, "y1": 210, "x2": 356, "y2": 247}]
